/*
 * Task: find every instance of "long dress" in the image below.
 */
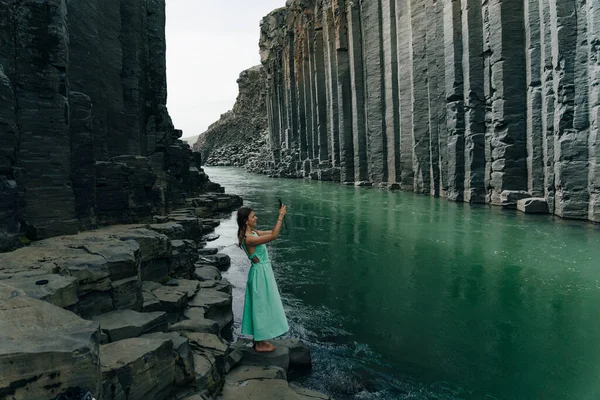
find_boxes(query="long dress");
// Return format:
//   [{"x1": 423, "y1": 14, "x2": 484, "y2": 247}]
[{"x1": 241, "y1": 231, "x2": 289, "y2": 341}]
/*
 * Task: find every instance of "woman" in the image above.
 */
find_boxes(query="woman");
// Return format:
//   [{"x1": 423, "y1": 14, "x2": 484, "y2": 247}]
[{"x1": 237, "y1": 204, "x2": 289, "y2": 352}]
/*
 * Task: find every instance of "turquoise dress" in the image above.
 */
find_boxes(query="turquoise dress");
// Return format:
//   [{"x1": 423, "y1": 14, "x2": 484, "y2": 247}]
[{"x1": 241, "y1": 232, "x2": 289, "y2": 341}]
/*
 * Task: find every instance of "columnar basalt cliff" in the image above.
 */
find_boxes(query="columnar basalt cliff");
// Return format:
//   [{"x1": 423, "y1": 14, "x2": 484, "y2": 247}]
[
  {"x1": 259, "y1": 0, "x2": 600, "y2": 222},
  {"x1": 192, "y1": 66, "x2": 270, "y2": 172},
  {"x1": 0, "y1": 0, "x2": 206, "y2": 251}
]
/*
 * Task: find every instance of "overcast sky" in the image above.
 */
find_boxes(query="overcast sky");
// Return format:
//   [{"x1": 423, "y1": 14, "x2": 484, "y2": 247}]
[{"x1": 165, "y1": 1, "x2": 284, "y2": 138}]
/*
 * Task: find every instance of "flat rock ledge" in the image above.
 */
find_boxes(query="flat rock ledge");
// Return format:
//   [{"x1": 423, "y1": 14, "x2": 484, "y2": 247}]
[{"x1": 0, "y1": 192, "x2": 330, "y2": 400}]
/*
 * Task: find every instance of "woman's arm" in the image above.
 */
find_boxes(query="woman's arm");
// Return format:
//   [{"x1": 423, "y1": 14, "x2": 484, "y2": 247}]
[
  {"x1": 254, "y1": 229, "x2": 273, "y2": 236},
  {"x1": 245, "y1": 205, "x2": 287, "y2": 246}
]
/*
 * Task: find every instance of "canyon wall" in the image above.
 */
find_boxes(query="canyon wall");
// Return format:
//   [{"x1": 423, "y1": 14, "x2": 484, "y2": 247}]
[
  {"x1": 0, "y1": 0, "x2": 206, "y2": 251},
  {"x1": 259, "y1": 0, "x2": 600, "y2": 221},
  {"x1": 193, "y1": 66, "x2": 270, "y2": 173}
]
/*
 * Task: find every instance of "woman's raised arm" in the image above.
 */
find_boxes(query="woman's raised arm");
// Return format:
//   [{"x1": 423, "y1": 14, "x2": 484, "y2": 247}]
[{"x1": 245, "y1": 205, "x2": 286, "y2": 246}]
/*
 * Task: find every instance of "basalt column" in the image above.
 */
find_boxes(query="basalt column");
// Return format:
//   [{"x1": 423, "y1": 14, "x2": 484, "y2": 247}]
[
  {"x1": 484, "y1": 0, "x2": 528, "y2": 205},
  {"x1": 550, "y1": 0, "x2": 589, "y2": 218},
  {"x1": 589, "y1": 0, "x2": 600, "y2": 222},
  {"x1": 308, "y1": 18, "x2": 319, "y2": 162},
  {"x1": 410, "y1": 0, "x2": 430, "y2": 193},
  {"x1": 348, "y1": 0, "x2": 369, "y2": 182},
  {"x1": 334, "y1": 0, "x2": 355, "y2": 182},
  {"x1": 426, "y1": 0, "x2": 447, "y2": 196},
  {"x1": 313, "y1": 8, "x2": 330, "y2": 163},
  {"x1": 444, "y1": 0, "x2": 466, "y2": 201},
  {"x1": 0, "y1": 0, "x2": 78, "y2": 239},
  {"x1": 288, "y1": 34, "x2": 300, "y2": 150},
  {"x1": 295, "y1": 21, "x2": 309, "y2": 160},
  {"x1": 301, "y1": 14, "x2": 314, "y2": 162},
  {"x1": 361, "y1": 0, "x2": 387, "y2": 183},
  {"x1": 461, "y1": 0, "x2": 486, "y2": 203},
  {"x1": 525, "y1": 0, "x2": 545, "y2": 197},
  {"x1": 323, "y1": 1, "x2": 339, "y2": 168},
  {"x1": 258, "y1": 0, "x2": 600, "y2": 222},
  {"x1": 539, "y1": 0, "x2": 556, "y2": 212},
  {"x1": 395, "y1": 0, "x2": 415, "y2": 189},
  {"x1": 382, "y1": 0, "x2": 401, "y2": 184}
]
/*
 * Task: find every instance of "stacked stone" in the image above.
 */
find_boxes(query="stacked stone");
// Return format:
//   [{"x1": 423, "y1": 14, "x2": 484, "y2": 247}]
[
  {"x1": 0, "y1": 190, "x2": 328, "y2": 400},
  {"x1": 256, "y1": 0, "x2": 600, "y2": 222},
  {"x1": 0, "y1": 0, "x2": 206, "y2": 251}
]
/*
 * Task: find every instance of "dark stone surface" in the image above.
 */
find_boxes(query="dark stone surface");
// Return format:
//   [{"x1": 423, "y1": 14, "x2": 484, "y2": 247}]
[{"x1": 0, "y1": 0, "x2": 212, "y2": 251}]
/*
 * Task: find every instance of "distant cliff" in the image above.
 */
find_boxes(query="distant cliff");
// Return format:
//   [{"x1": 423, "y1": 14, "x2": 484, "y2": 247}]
[
  {"x1": 0, "y1": 0, "x2": 207, "y2": 251},
  {"x1": 193, "y1": 66, "x2": 270, "y2": 173},
  {"x1": 257, "y1": 0, "x2": 600, "y2": 222}
]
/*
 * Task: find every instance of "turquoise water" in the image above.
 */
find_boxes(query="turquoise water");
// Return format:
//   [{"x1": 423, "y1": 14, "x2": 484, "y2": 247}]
[{"x1": 205, "y1": 166, "x2": 600, "y2": 400}]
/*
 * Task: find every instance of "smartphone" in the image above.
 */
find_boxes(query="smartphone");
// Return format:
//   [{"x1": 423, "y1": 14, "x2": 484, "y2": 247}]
[{"x1": 278, "y1": 198, "x2": 283, "y2": 209}]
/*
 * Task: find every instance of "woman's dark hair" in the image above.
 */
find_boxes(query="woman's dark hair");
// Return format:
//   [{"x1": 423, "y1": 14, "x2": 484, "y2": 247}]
[{"x1": 237, "y1": 207, "x2": 254, "y2": 247}]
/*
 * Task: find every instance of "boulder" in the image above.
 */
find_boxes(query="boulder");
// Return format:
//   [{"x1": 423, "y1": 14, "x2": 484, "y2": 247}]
[{"x1": 517, "y1": 197, "x2": 549, "y2": 214}]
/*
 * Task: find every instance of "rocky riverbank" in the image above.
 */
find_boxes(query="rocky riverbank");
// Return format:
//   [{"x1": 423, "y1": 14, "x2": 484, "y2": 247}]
[{"x1": 0, "y1": 184, "x2": 333, "y2": 399}]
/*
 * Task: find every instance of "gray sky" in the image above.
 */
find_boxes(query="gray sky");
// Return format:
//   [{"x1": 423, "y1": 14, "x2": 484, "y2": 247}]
[{"x1": 165, "y1": 1, "x2": 284, "y2": 138}]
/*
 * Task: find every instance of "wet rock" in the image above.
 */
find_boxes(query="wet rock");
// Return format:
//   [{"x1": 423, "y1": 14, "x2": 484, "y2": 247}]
[
  {"x1": 198, "y1": 247, "x2": 219, "y2": 256},
  {"x1": 289, "y1": 383, "x2": 334, "y2": 399},
  {"x1": 218, "y1": 379, "x2": 298, "y2": 400},
  {"x1": 276, "y1": 338, "x2": 312, "y2": 369},
  {"x1": 225, "y1": 365, "x2": 287, "y2": 383},
  {"x1": 232, "y1": 339, "x2": 290, "y2": 372},
  {"x1": 197, "y1": 254, "x2": 231, "y2": 271},
  {"x1": 195, "y1": 265, "x2": 223, "y2": 281},
  {"x1": 500, "y1": 190, "x2": 531, "y2": 209},
  {"x1": 517, "y1": 197, "x2": 549, "y2": 214}
]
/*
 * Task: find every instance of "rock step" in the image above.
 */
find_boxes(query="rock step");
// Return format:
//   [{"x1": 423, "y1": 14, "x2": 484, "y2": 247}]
[
  {"x1": 195, "y1": 265, "x2": 222, "y2": 281},
  {"x1": 0, "y1": 294, "x2": 100, "y2": 399},
  {"x1": 140, "y1": 332, "x2": 195, "y2": 386},
  {"x1": 196, "y1": 253, "x2": 231, "y2": 271},
  {"x1": 101, "y1": 338, "x2": 175, "y2": 400},
  {"x1": 231, "y1": 339, "x2": 312, "y2": 373},
  {"x1": 198, "y1": 247, "x2": 219, "y2": 256},
  {"x1": 91, "y1": 309, "x2": 168, "y2": 342}
]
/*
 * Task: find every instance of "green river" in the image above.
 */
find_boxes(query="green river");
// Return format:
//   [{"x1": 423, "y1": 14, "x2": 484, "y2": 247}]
[{"x1": 205, "y1": 166, "x2": 600, "y2": 400}]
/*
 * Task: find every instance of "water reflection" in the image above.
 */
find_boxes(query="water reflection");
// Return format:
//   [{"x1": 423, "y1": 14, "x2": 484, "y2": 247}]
[{"x1": 206, "y1": 167, "x2": 600, "y2": 400}]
